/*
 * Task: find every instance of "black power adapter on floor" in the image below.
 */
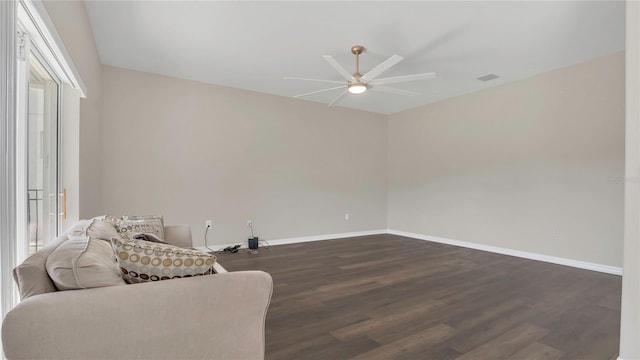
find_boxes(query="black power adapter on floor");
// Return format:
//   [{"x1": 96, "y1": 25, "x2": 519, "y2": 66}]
[{"x1": 222, "y1": 245, "x2": 241, "y2": 253}]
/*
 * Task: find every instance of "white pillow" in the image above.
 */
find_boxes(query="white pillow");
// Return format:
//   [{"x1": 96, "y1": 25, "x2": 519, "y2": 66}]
[
  {"x1": 69, "y1": 218, "x2": 120, "y2": 241},
  {"x1": 46, "y1": 235, "x2": 126, "y2": 290}
]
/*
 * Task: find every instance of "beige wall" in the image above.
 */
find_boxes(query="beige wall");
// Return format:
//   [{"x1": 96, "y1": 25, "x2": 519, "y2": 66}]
[
  {"x1": 100, "y1": 66, "x2": 388, "y2": 246},
  {"x1": 42, "y1": 0, "x2": 102, "y2": 219},
  {"x1": 620, "y1": 1, "x2": 640, "y2": 358},
  {"x1": 388, "y1": 52, "x2": 625, "y2": 267}
]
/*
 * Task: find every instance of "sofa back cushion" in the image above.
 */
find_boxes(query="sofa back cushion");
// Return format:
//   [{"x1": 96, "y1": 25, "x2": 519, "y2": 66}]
[
  {"x1": 13, "y1": 236, "x2": 66, "y2": 300},
  {"x1": 13, "y1": 220, "x2": 91, "y2": 300},
  {"x1": 46, "y1": 236, "x2": 126, "y2": 290}
]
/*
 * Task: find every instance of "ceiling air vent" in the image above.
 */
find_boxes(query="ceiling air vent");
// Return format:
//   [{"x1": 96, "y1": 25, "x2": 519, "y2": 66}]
[{"x1": 477, "y1": 73, "x2": 499, "y2": 82}]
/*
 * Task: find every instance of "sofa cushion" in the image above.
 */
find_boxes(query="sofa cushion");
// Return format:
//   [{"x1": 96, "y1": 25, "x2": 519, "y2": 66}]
[
  {"x1": 46, "y1": 235, "x2": 126, "y2": 290},
  {"x1": 13, "y1": 220, "x2": 92, "y2": 300},
  {"x1": 111, "y1": 237, "x2": 216, "y2": 284},
  {"x1": 116, "y1": 215, "x2": 164, "y2": 241},
  {"x1": 13, "y1": 235, "x2": 67, "y2": 300}
]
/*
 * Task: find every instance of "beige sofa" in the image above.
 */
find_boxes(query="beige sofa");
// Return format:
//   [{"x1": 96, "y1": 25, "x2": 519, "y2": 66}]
[{"x1": 2, "y1": 222, "x2": 273, "y2": 360}]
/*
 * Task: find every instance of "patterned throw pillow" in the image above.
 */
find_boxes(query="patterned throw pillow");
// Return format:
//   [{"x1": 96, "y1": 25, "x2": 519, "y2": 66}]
[
  {"x1": 116, "y1": 215, "x2": 164, "y2": 241},
  {"x1": 110, "y1": 237, "x2": 216, "y2": 284}
]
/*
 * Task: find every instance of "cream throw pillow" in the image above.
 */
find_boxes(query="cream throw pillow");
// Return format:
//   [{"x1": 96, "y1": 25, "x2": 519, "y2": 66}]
[
  {"x1": 69, "y1": 218, "x2": 121, "y2": 241},
  {"x1": 110, "y1": 237, "x2": 216, "y2": 284},
  {"x1": 46, "y1": 235, "x2": 126, "y2": 290},
  {"x1": 116, "y1": 215, "x2": 165, "y2": 241}
]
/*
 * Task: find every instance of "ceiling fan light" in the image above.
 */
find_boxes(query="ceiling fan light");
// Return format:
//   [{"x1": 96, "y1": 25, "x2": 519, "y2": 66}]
[{"x1": 348, "y1": 83, "x2": 367, "y2": 94}]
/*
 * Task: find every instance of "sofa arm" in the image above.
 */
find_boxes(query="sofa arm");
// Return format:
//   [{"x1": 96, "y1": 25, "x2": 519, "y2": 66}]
[{"x1": 2, "y1": 271, "x2": 272, "y2": 360}]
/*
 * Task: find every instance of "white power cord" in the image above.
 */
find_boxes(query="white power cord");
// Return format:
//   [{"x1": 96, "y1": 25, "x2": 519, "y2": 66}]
[{"x1": 204, "y1": 225, "x2": 214, "y2": 253}]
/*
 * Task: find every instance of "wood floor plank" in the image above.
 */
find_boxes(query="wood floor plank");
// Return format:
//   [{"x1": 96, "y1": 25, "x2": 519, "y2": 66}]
[
  {"x1": 349, "y1": 324, "x2": 456, "y2": 360},
  {"x1": 331, "y1": 299, "x2": 445, "y2": 340},
  {"x1": 505, "y1": 342, "x2": 564, "y2": 360},
  {"x1": 453, "y1": 323, "x2": 550, "y2": 360},
  {"x1": 537, "y1": 302, "x2": 620, "y2": 356},
  {"x1": 444, "y1": 296, "x2": 526, "y2": 331},
  {"x1": 338, "y1": 255, "x2": 406, "y2": 270},
  {"x1": 215, "y1": 235, "x2": 621, "y2": 360},
  {"x1": 445, "y1": 302, "x2": 539, "y2": 354}
]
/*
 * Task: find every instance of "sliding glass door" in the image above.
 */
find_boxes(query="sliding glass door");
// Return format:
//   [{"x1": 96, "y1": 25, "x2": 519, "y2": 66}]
[
  {"x1": 16, "y1": 34, "x2": 61, "y2": 261},
  {"x1": 27, "y1": 52, "x2": 59, "y2": 254},
  {"x1": 3, "y1": 0, "x2": 85, "y2": 320}
]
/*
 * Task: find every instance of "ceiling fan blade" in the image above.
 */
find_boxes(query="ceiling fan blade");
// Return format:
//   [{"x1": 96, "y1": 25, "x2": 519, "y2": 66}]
[
  {"x1": 328, "y1": 90, "x2": 348, "y2": 107},
  {"x1": 322, "y1": 55, "x2": 355, "y2": 81},
  {"x1": 369, "y1": 72, "x2": 436, "y2": 86},
  {"x1": 360, "y1": 54, "x2": 404, "y2": 82},
  {"x1": 371, "y1": 86, "x2": 421, "y2": 96},
  {"x1": 284, "y1": 76, "x2": 345, "y2": 85},
  {"x1": 293, "y1": 85, "x2": 346, "y2": 98}
]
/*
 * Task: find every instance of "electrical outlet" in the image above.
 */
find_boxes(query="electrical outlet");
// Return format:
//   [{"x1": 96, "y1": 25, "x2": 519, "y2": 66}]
[
  {"x1": 345, "y1": 213, "x2": 349, "y2": 221},
  {"x1": 205, "y1": 220, "x2": 213, "y2": 228},
  {"x1": 247, "y1": 219, "x2": 252, "y2": 226}
]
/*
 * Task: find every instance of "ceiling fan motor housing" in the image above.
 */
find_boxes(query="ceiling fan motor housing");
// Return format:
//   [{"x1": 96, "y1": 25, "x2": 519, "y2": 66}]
[{"x1": 351, "y1": 45, "x2": 365, "y2": 55}]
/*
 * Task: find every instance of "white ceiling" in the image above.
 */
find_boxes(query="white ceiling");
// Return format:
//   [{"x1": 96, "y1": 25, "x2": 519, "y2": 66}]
[{"x1": 85, "y1": 1, "x2": 625, "y2": 115}]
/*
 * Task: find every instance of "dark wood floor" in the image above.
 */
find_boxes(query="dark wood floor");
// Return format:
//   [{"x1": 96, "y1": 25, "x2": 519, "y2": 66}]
[{"x1": 216, "y1": 234, "x2": 621, "y2": 360}]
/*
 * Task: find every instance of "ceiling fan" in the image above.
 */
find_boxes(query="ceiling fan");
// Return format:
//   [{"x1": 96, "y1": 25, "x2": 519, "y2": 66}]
[{"x1": 285, "y1": 45, "x2": 436, "y2": 107}]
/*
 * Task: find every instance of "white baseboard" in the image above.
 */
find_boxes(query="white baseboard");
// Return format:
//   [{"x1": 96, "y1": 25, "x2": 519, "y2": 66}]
[
  {"x1": 617, "y1": 357, "x2": 623, "y2": 360},
  {"x1": 196, "y1": 229, "x2": 387, "y2": 252},
  {"x1": 387, "y1": 229, "x2": 623, "y2": 276},
  {"x1": 265, "y1": 229, "x2": 387, "y2": 246},
  {"x1": 197, "y1": 228, "x2": 622, "y2": 276}
]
